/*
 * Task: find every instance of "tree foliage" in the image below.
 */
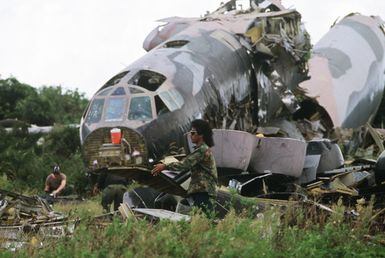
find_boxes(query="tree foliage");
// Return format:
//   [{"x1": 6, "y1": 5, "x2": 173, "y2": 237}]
[
  {"x1": 0, "y1": 126, "x2": 89, "y2": 194},
  {"x1": 0, "y1": 77, "x2": 88, "y2": 125},
  {"x1": 0, "y1": 77, "x2": 36, "y2": 121},
  {"x1": 0, "y1": 76, "x2": 90, "y2": 193}
]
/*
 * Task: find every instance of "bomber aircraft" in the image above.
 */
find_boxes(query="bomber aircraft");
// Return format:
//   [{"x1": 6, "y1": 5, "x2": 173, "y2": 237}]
[{"x1": 80, "y1": 0, "x2": 385, "y2": 200}]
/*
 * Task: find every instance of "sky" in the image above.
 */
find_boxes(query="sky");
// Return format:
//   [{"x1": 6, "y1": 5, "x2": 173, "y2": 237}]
[{"x1": 0, "y1": 0, "x2": 384, "y2": 98}]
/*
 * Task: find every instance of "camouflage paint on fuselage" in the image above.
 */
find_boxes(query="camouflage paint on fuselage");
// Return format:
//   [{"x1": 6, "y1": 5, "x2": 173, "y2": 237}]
[
  {"x1": 80, "y1": 2, "x2": 310, "y2": 170},
  {"x1": 301, "y1": 14, "x2": 385, "y2": 128}
]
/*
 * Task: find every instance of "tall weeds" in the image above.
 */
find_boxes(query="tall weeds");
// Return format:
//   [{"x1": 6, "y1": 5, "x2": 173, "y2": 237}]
[{"x1": 5, "y1": 197, "x2": 385, "y2": 258}]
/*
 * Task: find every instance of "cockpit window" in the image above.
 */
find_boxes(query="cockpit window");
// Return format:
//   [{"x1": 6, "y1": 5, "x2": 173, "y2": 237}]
[
  {"x1": 155, "y1": 95, "x2": 170, "y2": 116},
  {"x1": 128, "y1": 96, "x2": 153, "y2": 121},
  {"x1": 127, "y1": 70, "x2": 166, "y2": 91},
  {"x1": 103, "y1": 71, "x2": 129, "y2": 88},
  {"x1": 129, "y1": 87, "x2": 144, "y2": 94},
  {"x1": 111, "y1": 87, "x2": 126, "y2": 96},
  {"x1": 97, "y1": 88, "x2": 113, "y2": 96},
  {"x1": 158, "y1": 89, "x2": 184, "y2": 111},
  {"x1": 105, "y1": 97, "x2": 125, "y2": 122},
  {"x1": 96, "y1": 71, "x2": 130, "y2": 93},
  {"x1": 85, "y1": 99, "x2": 104, "y2": 124},
  {"x1": 163, "y1": 40, "x2": 189, "y2": 48},
  {"x1": 169, "y1": 89, "x2": 184, "y2": 107}
]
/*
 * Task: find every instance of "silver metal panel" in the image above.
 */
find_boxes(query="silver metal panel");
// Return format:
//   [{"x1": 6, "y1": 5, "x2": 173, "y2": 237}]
[
  {"x1": 249, "y1": 137, "x2": 306, "y2": 177},
  {"x1": 297, "y1": 155, "x2": 321, "y2": 184},
  {"x1": 132, "y1": 208, "x2": 190, "y2": 221},
  {"x1": 212, "y1": 129, "x2": 256, "y2": 171},
  {"x1": 307, "y1": 139, "x2": 345, "y2": 174}
]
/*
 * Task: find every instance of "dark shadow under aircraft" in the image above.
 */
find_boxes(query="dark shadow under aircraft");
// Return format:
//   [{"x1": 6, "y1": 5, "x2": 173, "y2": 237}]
[{"x1": 80, "y1": 0, "x2": 385, "y2": 196}]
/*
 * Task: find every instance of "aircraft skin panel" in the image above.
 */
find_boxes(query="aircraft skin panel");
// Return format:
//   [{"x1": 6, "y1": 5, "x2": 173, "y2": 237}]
[
  {"x1": 126, "y1": 27, "x2": 252, "y2": 101},
  {"x1": 82, "y1": 19, "x2": 255, "y2": 161},
  {"x1": 173, "y1": 52, "x2": 205, "y2": 96},
  {"x1": 144, "y1": 9, "x2": 300, "y2": 52},
  {"x1": 318, "y1": 27, "x2": 377, "y2": 126},
  {"x1": 249, "y1": 137, "x2": 306, "y2": 177},
  {"x1": 301, "y1": 14, "x2": 385, "y2": 128},
  {"x1": 342, "y1": 16, "x2": 384, "y2": 61},
  {"x1": 80, "y1": 1, "x2": 330, "y2": 190}
]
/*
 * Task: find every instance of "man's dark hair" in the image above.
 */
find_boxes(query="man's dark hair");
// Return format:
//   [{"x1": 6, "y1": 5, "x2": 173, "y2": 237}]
[
  {"x1": 53, "y1": 163, "x2": 61, "y2": 173},
  {"x1": 191, "y1": 119, "x2": 214, "y2": 147}
]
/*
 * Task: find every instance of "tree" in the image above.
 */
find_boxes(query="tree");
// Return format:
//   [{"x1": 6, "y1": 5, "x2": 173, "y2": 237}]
[
  {"x1": 0, "y1": 77, "x2": 36, "y2": 120},
  {"x1": 0, "y1": 76, "x2": 90, "y2": 193},
  {"x1": 16, "y1": 93, "x2": 55, "y2": 125},
  {"x1": 38, "y1": 86, "x2": 88, "y2": 124},
  {"x1": 0, "y1": 77, "x2": 89, "y2": 126}
]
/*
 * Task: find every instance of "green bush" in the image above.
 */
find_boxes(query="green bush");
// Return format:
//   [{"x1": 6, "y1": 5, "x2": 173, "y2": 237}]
[
  {"x1": 0, "y1": 126, "x2": 87, "y2": 195},
  {"x1": 0, "y1": 77, "x2": 88, "y2": 126},
  {"x1": 0, "y1": 76, "x2": 89, "y2": 194}
]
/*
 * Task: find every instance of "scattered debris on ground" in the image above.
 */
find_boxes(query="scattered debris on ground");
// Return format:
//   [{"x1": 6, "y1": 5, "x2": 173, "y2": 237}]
[{"x1": 0, "y1": 189, "x2": 78, "y2": 250}]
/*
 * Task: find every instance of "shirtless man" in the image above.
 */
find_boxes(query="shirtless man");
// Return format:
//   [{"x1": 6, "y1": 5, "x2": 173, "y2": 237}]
[{"x1": 44, "y1": 164, "x2": 67, "y2": 197}]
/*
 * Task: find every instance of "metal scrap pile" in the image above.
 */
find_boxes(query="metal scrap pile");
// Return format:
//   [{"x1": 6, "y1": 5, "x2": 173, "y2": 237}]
[
  {"x1": 208, "y1": 1, "x2": 312, "y2": 131},
  {"x1": 306, "y1": 165, "x2": 374, "y2": 197},
  {"x1": 0, "y1": 189, "x2": 76, "y2": 250}
]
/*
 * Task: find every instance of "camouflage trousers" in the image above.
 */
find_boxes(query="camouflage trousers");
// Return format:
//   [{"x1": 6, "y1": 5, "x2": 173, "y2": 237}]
[
  {"x1": 188, "y1": 192, "x2": 214, "y2": 216},
  {"x1": 101, "y1": 184, "x2": 127, "y2": 212}
]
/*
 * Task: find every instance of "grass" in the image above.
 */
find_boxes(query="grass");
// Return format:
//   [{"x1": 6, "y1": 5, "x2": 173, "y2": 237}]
[
  {"x1": 2, "y1": 196, "x2": 385, "y2": 258},
  {"x1": 54, "y1": 196, "x2": 103, "y2": 219}
]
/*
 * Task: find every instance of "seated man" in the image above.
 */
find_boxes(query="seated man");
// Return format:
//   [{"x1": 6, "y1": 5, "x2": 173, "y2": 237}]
[{"x1": 44, "y1": 164, "x2": 67, "y2": 198}]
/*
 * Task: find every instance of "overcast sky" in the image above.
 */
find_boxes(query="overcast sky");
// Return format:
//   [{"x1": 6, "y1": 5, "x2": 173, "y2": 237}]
[{"x1": 0, "y1": 0, "x2": 384, "y2": 98}]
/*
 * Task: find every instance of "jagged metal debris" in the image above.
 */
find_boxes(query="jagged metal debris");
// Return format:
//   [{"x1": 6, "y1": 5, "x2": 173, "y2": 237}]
[
  {"x1": 119, "y1": 202, "x2": 190, "y2": 222},
  {"x1": 0, "y1": 189, "x2": 77, "y2": 250},
  {"x1": 306, "y1": 165, "x2": 374, "y2": 197}
]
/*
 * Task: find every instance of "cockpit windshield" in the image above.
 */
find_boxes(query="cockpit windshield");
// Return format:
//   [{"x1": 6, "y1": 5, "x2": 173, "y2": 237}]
[
  {"x1": 85, "y1": 99, "x2": 104, "y2": 124},
  {"x1": 84, "y1": 86, "x2": 162, "y2": 125},
  {"x1": 128, "y1": 96, "x2": 153, "y2": 121},
  {"x1": 105, "y1": 97, "x2": 125, "y2": 121}
]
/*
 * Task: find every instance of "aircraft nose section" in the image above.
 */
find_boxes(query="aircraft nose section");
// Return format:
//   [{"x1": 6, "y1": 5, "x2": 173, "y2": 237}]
[{"x1": 82, "y1": 127, "x2": 148, "y2": 170}]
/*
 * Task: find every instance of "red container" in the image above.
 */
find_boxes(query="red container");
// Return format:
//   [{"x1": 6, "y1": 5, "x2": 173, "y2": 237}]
[{"x1": 110, "y1": 128, "x2": 122, "y2": 144}]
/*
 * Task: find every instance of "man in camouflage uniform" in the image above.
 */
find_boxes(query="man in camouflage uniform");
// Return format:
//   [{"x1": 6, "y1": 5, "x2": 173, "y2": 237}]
[
  {"x1": 152, "y1": 119, "x2": 218, "y2": 215},
  {"x1": 94, "y1": 171, "x2": 128, "y2": 213}
]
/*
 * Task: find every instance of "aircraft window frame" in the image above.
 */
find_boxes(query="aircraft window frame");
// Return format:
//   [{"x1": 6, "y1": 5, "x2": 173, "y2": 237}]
[
  {"x1": 128, "y1": 86, "x2": 145, "y2": 94},
  {"x1": 158, "y1": 89, "x2": 184, "y2": 111},
  {"x1": 163, "y1": 40, "x2": 189, "y2": 48},
  {"x1": 127, "y1": 95, "x2": 154, "y2": 121},
  {"x1": 102, "y1": 71, "x2": 129, "y2": 88},
  {"x1": 82, "y1": 101, "x2": 91, "y2": 118},
  {"x1": 155, "y1": 95, "x2": 170, "y2": 116},
  {"x1": 97, "y1": 88, "x2": 113, "y2": 96},
  {"x1": 104, "y1": 97, "x2": 126, "y2": 122},
  {"x1": 169, "y1": 89, "x2": 184, "y2": 107},
  {"x1": 127, "y1": 70, "x2": 166, "y2": 91},
  {"x1": 111, "y1": 87, "x2": 126, "y2": 96},
  {"x1": 85, "y1": 98, "x2": 105, "y2": 124}
]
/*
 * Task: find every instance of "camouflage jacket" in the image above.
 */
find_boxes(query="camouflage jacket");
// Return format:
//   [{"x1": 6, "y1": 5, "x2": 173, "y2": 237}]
[{"x1": 166, "y1": 143, "x2": 218, "y2": 197}]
